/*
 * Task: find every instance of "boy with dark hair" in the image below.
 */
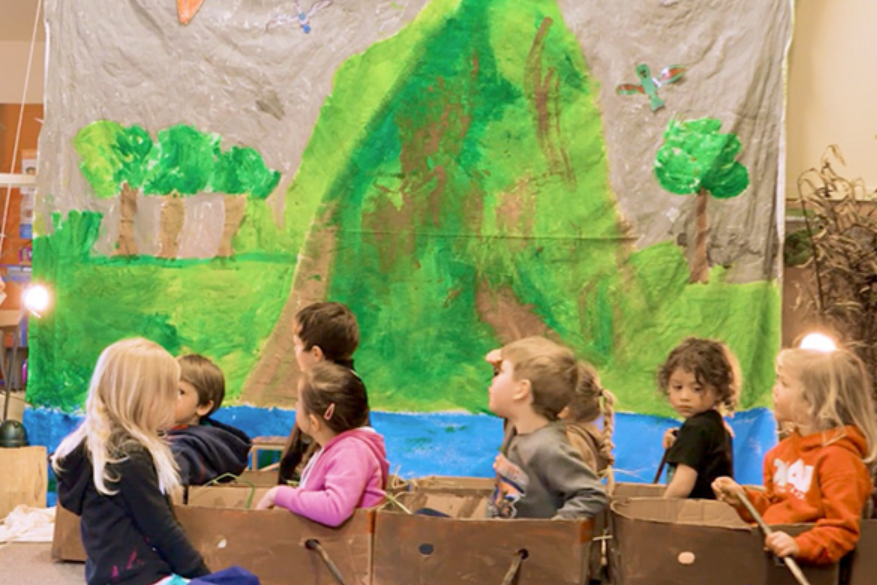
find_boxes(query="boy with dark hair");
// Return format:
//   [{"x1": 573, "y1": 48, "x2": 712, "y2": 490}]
[
  {"x1": 657, "y1": 337, "x2": 739, "y2": 499},
  {"x1": 169, "y1": 354, "x2": 252, "y2": 485},
  {"x1": 293, "y1": 301, "x2": 360, "y2": 370},
  {"x1": 278, "y1": 302, "x2": 362, "y2": 484}
]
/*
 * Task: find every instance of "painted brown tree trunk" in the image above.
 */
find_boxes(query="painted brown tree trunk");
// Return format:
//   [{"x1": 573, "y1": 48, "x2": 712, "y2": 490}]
[
  {"x1": 116, "y1": 182, "x2": 138, "y2": 256},
  {"x1": 239, "y1": 206, "x2": 338, "y2": 407},
  {"x1": 158, "y1": 192, "x2": 185, "y2": 259},
  {"x1": 691, "y1": 188, "x2": 709, "y2": 284},
  {"x1": 525, "y1": 17, "x2": 575, "y2": 187},
  {"x1": 217, "y1": 195, "x2": 247, "y2": 257}
]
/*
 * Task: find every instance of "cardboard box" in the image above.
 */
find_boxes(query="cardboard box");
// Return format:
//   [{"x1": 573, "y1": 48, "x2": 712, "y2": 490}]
[
  {"x1": 609, "y1": 497, "x2": 840, "y2": 585},
  {"x1": 237, "y1": 469, "x2": 282, "y2": 488},
  {"x1": 52, "y1": 503, "x2": 86, "y2": 562},
  {"x1": 0, "y1": 391, "x2": 25, "y2": 422},
  {"x1": 845, "y1": 519, "x2": 877, "y2": 585},
  {"x1": 611, "y1": 482, "x2": 763, "y2": 500},
  {"x1": 0, "y1": 445, "x2": 46, "y2": 519},
  {"x1": 54, "y1": 483, "x2": 375, "y2": 585},
  {"x1": 612, "y1": 482, "x2": 665, "y2": 499},
  {"x1": 51, "y1": 479, "x2": 275, "y2": 563},
  {"x1": 402, "y1": 475, "x2": 495, "y2": 492},
  {"x1": 373, "y1": 489, "x2": 594, "y2": 585},
  {"x1": 177, "y1": 485, "x2": 374, "y2": 585}
]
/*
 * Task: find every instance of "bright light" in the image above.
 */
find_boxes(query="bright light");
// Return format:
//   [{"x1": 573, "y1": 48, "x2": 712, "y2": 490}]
[
  {"x1": 23, "y1": 284, "x2": 51, "y2": 317},
  {"x1": 799, "y1": 333, "x2": 838, "y2": 353}
]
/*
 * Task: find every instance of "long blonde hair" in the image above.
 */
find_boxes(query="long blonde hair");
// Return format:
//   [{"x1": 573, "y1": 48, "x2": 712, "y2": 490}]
[
  {"x1": 777, "y1": 348, "x2": 877, "y2": 465},
  {"x1": 53, "y1": 338, "x2": 182, "y2": 495},
  {"x1": 568, "y1": 363, "x2": 616, "y2": 464}
]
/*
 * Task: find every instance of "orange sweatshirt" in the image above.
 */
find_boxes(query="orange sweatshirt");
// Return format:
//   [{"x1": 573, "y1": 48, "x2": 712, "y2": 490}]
[{"x1": 740, "y1": 426, "x2": 872, "y2": 565}]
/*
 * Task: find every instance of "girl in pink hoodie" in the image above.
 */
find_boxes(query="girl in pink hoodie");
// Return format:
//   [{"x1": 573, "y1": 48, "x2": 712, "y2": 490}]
[{"x1": 256, "y1": 363, "x2": 389, "y2": 526}]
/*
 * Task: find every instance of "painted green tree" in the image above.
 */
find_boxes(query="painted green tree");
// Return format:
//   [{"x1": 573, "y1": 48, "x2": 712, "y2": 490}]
[
  {"x1": 655, "y1": 117, "x2": 749, "y2": 283},
  {"x1": 145, "y1": 124, "x2": 220, "y2": 259},
  {"x1": 74, "y1": 121, "x2": 155, "y2": 255},
  {"x1": 210, "y1": 145, "x2": 281, "y2": 256}
]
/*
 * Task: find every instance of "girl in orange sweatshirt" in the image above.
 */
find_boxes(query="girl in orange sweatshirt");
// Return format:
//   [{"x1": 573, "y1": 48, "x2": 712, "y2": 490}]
[{"x1": 713, "y1": 348, "x2": 877, "y2": 565}]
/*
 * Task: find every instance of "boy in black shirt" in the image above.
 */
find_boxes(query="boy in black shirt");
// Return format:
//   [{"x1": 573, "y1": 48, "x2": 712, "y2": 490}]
[{"x1": 657, "y1": 338, "x2": 739, "y2": 498}]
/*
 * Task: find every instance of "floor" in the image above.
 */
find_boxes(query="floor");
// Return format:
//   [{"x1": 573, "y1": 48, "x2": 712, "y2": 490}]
[{"x1": 0, "y1": 543, "x2": 84, "y2": 585}]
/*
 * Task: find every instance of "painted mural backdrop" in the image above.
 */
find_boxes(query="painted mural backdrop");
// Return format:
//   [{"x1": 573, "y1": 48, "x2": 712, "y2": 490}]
[{"x1": 29, "y1": 0, "x2": 791, "y2": 482}]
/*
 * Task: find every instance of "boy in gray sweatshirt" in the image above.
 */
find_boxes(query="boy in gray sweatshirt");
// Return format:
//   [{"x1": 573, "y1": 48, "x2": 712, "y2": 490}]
[{"x1": 485, "y1": 338, "x2": 607, "y2": 519}]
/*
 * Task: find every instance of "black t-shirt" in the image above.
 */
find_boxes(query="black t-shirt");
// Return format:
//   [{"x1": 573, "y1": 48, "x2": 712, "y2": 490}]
[{"x1": 665, "y1": 410, "x2": 733, "y2": 499}]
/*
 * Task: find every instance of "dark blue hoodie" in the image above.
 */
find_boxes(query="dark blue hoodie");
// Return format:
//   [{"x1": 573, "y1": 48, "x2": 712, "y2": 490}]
[
  {"x1": 168, "y1": 417, "x2": 252, "y2": 486},
  {"x1": 56, "y1": 440, "x2": 209, "y2": 585}
]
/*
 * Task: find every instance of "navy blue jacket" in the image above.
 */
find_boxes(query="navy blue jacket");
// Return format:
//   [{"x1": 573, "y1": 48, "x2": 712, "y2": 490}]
[
  {"x1": 168, "y1": 418, "x2": 251, "y2": 486},
  {"x1": 56, "y1": 441, "x2": 209, "y2": 585}
]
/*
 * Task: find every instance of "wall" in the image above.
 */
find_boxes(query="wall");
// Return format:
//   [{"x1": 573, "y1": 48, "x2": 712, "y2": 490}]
[
  {"x1": 786, "y1": 0, "x2": 877, "y2": 197},
  {"x1": 0, "y1": 41, "x2": 45, "y2": 104},
  {"x1": 0, "y1": 103, "x2": 42, "y2": 310}
]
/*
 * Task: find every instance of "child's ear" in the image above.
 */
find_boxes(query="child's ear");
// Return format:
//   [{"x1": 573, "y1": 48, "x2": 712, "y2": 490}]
[
  {"x1": 513, "y1": 379, "x2": 533, "y2": 402},
  {"x1": 311, "y1": 345, "x2": 325, "y2": 362},
  {"x1": 195, "y1": 400, "x2": 214, "y2": 418}
]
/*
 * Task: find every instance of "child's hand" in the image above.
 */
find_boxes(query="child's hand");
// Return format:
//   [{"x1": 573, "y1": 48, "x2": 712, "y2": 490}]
[
  {"x1": 765, "y1": 531, "x2": 800, "y2": 558},
  {"x1": 711, "y1": 476, "x2": 743, "y2": 505},
  {"x1": 255, "y1": 486, "x2": 280, "y2": 510},
  {"x1": 486, "y1": 349, "x2": 503, "y2": 378},
  {"x1": 662, "y1": 428, "x2": 679, "y2": 450}
]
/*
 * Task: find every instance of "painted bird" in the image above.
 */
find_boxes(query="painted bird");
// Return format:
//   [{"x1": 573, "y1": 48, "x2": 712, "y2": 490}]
[
  {"x1": 616, "y1": 64, "x2": 686, "y2": 112},
  {"x1": 266, "y1": 0, "x2": 333, "y2": 34}
]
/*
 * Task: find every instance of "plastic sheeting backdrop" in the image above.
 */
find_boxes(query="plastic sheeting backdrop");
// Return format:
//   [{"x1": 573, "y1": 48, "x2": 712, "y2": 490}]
[{"x1": 29, "y1": 0, "x2": 791, "y2": 483}]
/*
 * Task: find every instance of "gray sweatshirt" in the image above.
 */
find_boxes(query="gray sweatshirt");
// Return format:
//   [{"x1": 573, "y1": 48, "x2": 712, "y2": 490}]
[{"x1": 488, "y1": 422, "x2": 608, "y2": 519}]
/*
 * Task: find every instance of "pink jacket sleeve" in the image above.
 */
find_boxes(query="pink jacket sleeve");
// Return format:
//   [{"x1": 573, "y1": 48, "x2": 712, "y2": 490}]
[{"x1": 272, "y1": 442, "x2": 373, "y2": 527}]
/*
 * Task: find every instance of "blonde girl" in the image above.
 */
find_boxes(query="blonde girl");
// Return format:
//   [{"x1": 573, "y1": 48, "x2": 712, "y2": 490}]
[
  {"x1": 559, "y1": 362, "x2": 617, "y2": 489},
  {"x1": 713, "y1": 348, "x2": 877, "y2": 565},
  {"x1": 53, "y1": 338, "x2": 209, "y2": 585}
]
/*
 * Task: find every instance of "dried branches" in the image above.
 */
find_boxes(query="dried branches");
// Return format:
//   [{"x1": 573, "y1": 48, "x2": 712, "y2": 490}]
[{"x1": 793, "y1": 145, "x2": 877, "y2": 383}]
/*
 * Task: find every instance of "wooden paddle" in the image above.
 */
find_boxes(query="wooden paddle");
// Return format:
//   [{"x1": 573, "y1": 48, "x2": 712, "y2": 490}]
[
  {"x1": 737, "y1": 490, "x2": 812, "y2": 585},
  {"x1": 653, "y1": 429, "x2": 678, "y2": 483}
]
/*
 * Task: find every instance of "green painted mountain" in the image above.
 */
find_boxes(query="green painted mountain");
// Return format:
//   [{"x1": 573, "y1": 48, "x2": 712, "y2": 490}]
[{"x1": 245, "y1": 0, "x2": 628, "y2": 411}]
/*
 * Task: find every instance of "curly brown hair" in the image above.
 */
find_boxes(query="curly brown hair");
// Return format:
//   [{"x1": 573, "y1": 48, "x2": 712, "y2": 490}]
[{"x1": 657, "y1": 338, "x2": 740, "y2": 413}]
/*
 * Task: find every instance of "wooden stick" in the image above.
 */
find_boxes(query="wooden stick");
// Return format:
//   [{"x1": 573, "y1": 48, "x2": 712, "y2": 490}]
[
  {"x1": 653, "y1": 429, "x2": 678, "y2": 483},
  {"x1": 653, "y1": 450, "x2": 669, "y2": 484},
  {"x1": 737, "y1": 491, "x2": 812, "y2": 585},
  {"x1": 500, "y1": 551, "x2": 526, "y2": 585},
  {"x1": 305, "y1": 539, "x2": 349, "y2": 585}
]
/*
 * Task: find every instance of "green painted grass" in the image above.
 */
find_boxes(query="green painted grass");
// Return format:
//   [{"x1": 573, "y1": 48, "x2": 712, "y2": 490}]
[{"x1": 28, "y1": 211, "x2": 296, "y2": 410}]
